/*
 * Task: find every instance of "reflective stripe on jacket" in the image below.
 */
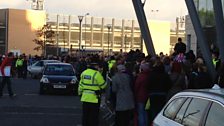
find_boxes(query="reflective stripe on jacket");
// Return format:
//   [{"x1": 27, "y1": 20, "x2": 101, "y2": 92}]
[
  {"x1": 78, "y1": 68, "x2": 107, "y2": 103},
  {"x1": 213, "y1": 59, "x2": 219, "y2": 68}
]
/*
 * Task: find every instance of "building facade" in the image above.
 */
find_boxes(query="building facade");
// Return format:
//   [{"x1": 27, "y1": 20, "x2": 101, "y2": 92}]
[
  {"x1": 47, "y1": 14, "x2": 171, "y2": 55},
  {"x1": 0, "y1": 9, "x2": 7, "y2": 54},
  {"x1": 0, "y1": 8, "x2": 171, "y2": 56},
  {"x1": 46, "y1": 14, "x2": 142, "y2": 54},
  {"x1": 0, "y1": 8, "x2": 46, "y2": 55}
]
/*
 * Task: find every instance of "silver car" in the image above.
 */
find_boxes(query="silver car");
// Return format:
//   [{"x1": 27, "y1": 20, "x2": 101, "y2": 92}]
[
  {"x1": 153, "y1": 86, "x2": 224, "y2": 126},
  {"x1": 27, "y1": 60, "x2": 61, "y2": 78}
]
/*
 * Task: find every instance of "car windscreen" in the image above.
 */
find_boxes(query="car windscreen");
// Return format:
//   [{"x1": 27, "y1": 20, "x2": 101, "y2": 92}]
[{"x1": 44, "y1": 65, "x2": 75, "y2": 76}]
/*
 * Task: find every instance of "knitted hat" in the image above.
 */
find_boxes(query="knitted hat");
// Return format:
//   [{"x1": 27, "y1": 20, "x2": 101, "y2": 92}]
[
  {"x1": 140, "y1": 63, "x2": 150, "y2": 71},
  {"x1": 117, "y1": 64, "x2": 126, "y2": 72}
]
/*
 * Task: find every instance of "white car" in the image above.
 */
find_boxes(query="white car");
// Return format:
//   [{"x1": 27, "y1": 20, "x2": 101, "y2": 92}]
[
  {"x1": 153, "y1": 86, "x2": 224, "y2": 126},
  {"x1": 27, "y1": 60, "x2": 61, "y2": 78}
]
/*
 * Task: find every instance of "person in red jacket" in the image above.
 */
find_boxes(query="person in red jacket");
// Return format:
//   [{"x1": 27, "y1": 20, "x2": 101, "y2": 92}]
[
  {"x1": 0, "y1": 52, "x2": 16, "y2": 97},
  {"x1": 134, "y1": 62, "x2": 150, "y2": 126}
]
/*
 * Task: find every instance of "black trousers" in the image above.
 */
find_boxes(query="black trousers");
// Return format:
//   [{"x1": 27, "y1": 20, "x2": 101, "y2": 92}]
[
  {"x1": 82, "y1": 102, "x2": 100, "y2": 126},
  {"x1": 22, "y1": 68, "x2": 27, "y2": 79},
  {"x1": 17, "y1": 67, "x2": 23, "y2": 78},
  {"x1": 115, "y1": 110, "x2": 132, "y2": 126},
  {"x1": 0, "y1": 77, "x2": 14, "y2": 96},
  {"x1": 148, "y1": 94, "x2": 166, "y2": 124}
]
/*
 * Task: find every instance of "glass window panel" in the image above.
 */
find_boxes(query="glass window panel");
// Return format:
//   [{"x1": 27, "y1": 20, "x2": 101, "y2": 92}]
[
  {"x1": 182, "y1": 98, "x2": 210, "y2": 126},
  {"x1": 175, "y1": 98, "x2": 192, "y2": 123},
  {"x1": 163, "y1": 97, "x2": 187, "y2": 119},
  {"x1": 205, "y1": 102, "x2": 224, "y2": 126},
  {"x1": 197, "y1": 0, "x2": 215, "y2": 26}
]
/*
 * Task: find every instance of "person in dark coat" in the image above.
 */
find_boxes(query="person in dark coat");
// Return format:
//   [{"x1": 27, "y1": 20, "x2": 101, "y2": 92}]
[
  {"x1": 194, "y1": 65, "x2": 212, "y2": 89},
  {"x1": 218, "y1": 62, "x2": 224, "y2": 88},
  {"x1": 22, "y1": 55, "x2": 28, "y2": 79},
  {"x1": 0, "y1": 54, "x2": 2, "y2": 65},
  {"x1": 147, "y1": 60, "x2": 172, "y2": 123},
  {"x1": 134, "y1": 63, "x2": 150, "y2": 126},
  {"x1": 76, "y1": 57, "x2": 87, "y2": 81},
  {"x1": 167, "y1": 61, "x2": 187, "y2": 101},
  {"x1": 188, "y1": 63, "x2": 199, "y2": 89},
  {"x1": 174, "y1": 38, "x2": 186, "y2": 55},
  {"x1": 185, "y1": 50, "x2": 196, "y2": 64}
]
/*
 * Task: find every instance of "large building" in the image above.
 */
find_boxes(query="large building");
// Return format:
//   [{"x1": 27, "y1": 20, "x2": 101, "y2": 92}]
[
  {"x1": 46, "y1": 14, "x2": 142, "y2": 54},
  {"x1": 47, "y1": 14, "x2": 171, "y2": 55},
  {"x1": 0, "y1": 8, "x2": 46, "y2": 55},
  {"x1": 0, "y1": 8, "x2": 171, "y2": 56}
]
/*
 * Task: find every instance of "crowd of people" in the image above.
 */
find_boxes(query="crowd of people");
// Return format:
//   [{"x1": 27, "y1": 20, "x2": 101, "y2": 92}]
[
  {"x1": 1, "y1": 37, "x2": 224, "y2": 126},
  {"x1": 76, "y1": 38, "x2": 224, "y2": 126}
]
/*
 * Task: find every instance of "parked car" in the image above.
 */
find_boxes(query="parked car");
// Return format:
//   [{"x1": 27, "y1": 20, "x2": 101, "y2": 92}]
[
  {"x1": 153, "y1": 86, "x2": 224, "y2": 126},
  {"x1": 27, "y1": 60, "x2": 60, "y2": 78},
  {"x1": 39, "y1": 63, "x2": 78, "y2": 95}
]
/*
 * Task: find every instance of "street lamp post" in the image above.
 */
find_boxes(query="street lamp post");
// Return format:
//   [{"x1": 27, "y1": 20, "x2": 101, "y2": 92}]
[
  {"x1": 78, "y1": 16, "x2": 84, "y2": 52},
  {"x1": 151, "y1": 9, "x2": 159, "y2": 19},
  {"x1": 125, "y1": 34, "x2": 127, "y2": 52},
  {"x1": 85, "y1": 13, "x2": 90, "y2": 49},
  {"x1": 107, "y1": 24, "x2": 111, "y2": 56}
]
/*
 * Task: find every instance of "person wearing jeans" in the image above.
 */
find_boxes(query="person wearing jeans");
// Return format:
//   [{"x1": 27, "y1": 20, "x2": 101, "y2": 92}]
[
  {"x1": 137, "y1": 103, "x2": 148, "y2": 126},
  {"x1": 134, "y1": 63, "x2": 150, "y2": 126},
  {"x1": 0, "y1": 52, "x2": 15, "y2": 97}
]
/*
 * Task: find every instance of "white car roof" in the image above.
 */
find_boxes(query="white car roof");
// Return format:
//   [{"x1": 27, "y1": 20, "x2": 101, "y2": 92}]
[{"x1": 172, "y1": 88, "x2": 224, "y2": 104}]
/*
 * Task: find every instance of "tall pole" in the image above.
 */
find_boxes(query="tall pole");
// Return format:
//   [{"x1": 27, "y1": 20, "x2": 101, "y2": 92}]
[
  {"x1": 44, "y1": 30, "x2": 46, "y2": 57},
  {"x1": 78, "y1": 16, "x2": 84, "y2": 52},
  {"x1": 132, "y1": 0, "x2": 156, "y2": 56},
  {"x1": 63, "y1": 17, "x2": 66, "y2": 53},
  {"x1": 125, "y1": 34, "x2": 127, "y2": 52},
  {"x1": 56, "y1": 14, "x2": 59, "y2": 56},
  {"x1": 85, "y1": 13, "x2": 89, "y2": 49},
  {"x1": 107, "y1": 25, "x2": 111, "y2": 57},
  {"x1": 176, "y1": 17, "x2": 179, "y2": 39}
]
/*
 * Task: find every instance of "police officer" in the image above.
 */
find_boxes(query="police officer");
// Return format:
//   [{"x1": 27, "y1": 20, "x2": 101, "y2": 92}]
[
  {"x1": 108, "y1": 56, "x2": 116, "y2": 71},
  {"x1": 212, "y1": 51, "x2": 221, "y2": 71},
  {"x1": 78, "y1": 62, "x2": 107, "y2": 126},
  {"x1": 16, "y1": 55, "x2": 24, "y2": 78}
]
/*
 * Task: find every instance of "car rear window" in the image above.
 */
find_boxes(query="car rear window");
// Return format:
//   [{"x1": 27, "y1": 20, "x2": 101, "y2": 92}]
[
  {"x1": 163, "y1": 97, "x2": 187, "y2": 119},
  {"x1": 44, "y1": 65, "x2": 75, "y2": 76}
]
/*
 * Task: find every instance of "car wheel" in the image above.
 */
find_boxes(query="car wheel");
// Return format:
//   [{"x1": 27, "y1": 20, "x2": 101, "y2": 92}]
[
  {"x1": 39, "y1": 85, "x2": 45, "y2": 95},
  {"x1": 70, "y1": 87, "x2": 78, "y2": 96},
  {"x1": 30, "y1": 73, "x2": 34, "y2": 79}
]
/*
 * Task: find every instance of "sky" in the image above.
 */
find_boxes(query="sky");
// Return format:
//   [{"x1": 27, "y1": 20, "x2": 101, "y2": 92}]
[{"x1": 0, "y1": 0, "x2": 188, "y2": 23}]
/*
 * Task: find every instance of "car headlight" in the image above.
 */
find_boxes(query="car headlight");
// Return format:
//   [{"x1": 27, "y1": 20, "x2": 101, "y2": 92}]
[
  {"x1": 70, "y1": 77, "x2": 77, "y2": 84},
  {"x1": 40, "y1": 77, "x2": 49, "y2": 83}
]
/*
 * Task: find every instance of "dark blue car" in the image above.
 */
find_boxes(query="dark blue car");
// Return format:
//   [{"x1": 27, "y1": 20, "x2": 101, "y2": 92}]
[{"x1": 39, "y1": 63, "x2": 78, "y2": 95}]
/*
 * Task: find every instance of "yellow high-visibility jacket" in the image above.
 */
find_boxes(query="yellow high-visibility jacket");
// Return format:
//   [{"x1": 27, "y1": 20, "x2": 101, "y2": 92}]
[
  {"x1": 108, "y1": 60, "x2": 116, "y2": 71},
  {"x1": 78, "y1": 68, "x2": 107, "y2": 103},
  {"x1": 16, "y1": 59, "x2": 24, "y2": 67}
]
